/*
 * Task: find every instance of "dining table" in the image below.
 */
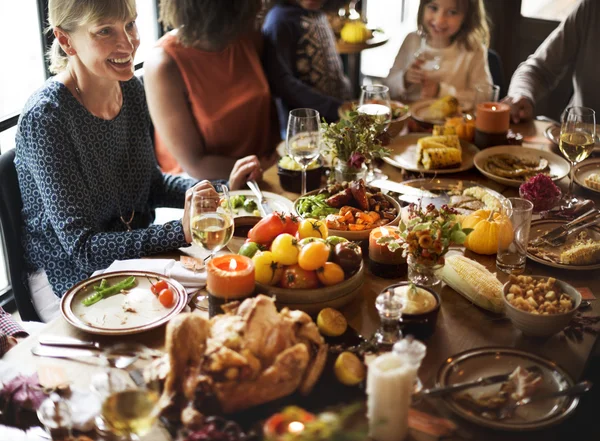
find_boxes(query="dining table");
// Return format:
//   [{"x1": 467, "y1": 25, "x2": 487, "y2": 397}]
[{"x1": 5, "y1": 120, "x2": 600, "y2": 441}]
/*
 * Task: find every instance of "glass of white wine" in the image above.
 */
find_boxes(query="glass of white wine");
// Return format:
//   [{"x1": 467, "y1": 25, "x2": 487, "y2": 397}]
[
  {"x1": 358, "y1": 84, "x2": 392, "y2": 182},
  {"x1": 287, "y1": 108, "x2": 321, "y2": 195},
  {"x1": 559, "y1": 106, "x2": 596, "y2": 208}
]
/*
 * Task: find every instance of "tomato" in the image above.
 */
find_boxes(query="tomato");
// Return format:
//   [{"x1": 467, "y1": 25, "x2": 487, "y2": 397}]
[
  {"x1": 298, "y1": 237, "x2": 327, "y2": 248},
  {"x1": 317, "y1": 262, "x2": 345, "y2": 286},
  {"x1": 271, "y1": 233, "x2": 300, "y2": 266},
  {"x1": 333, "y1": 242, "x2": 363, "y2": 276},
  {"x1": 280, "y1": 264, "x2": 319, "y2": 289},
  {"x1": 151, "y1": 280, "x2": 169, "y2": 295},
  {"x1": 252, "y1": 251, "x2": 284, "y2": 286},
  {"x1": 298, "y1": 218, "x2": 328, "y2": 240},
  {"x1": 158, "y1": 288, "x2": 175, "y2": 307},
  {"x1": 326, "y1": 236, "x2": 349, "y2": 247},
  {"x1": 298, "y1": 241, "x2": 330, "y2": 271},
  {"x1": 279, "y1": 212, "x2": 300, "y2": 236},
  {"x1": 239, "y1": 242, "x2": 261, "y2": 258},
  {"x1": 247, "y1": 213, "x2": 286, "y2": 244}
]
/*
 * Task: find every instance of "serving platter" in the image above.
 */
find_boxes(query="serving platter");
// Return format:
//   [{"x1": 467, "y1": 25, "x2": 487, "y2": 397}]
[
  {"x1": 61, "y1": 270, "x2": 187, "y2": 335},
  {"x1": 473, "y1": 146, "x2": 570, "y2": 187},
  {"x1": 527, "y1": 219, "x2": 600, "y2": 270},
  {"x1": 436, "y1": 347, "x2": 579, "y2": 431},
  {"x1": 544, "y1": 123, "x2": 600, "y2": 153},
  {"x1": 383, "y1": 133, "x2": 479, "y2": 174},
  {"x1": 573, "y1": 158, "x2": 600, "y2": 193}
]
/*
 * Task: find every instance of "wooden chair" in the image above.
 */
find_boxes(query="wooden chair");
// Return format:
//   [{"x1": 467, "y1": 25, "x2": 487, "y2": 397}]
[{"x1": 0, "y1": 150, "x2": 40, "y2": 321}]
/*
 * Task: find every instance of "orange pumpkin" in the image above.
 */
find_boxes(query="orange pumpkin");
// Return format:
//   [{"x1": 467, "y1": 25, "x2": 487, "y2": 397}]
[{"x1": 462, "y1": 210, "x2": 514, "y2": 255}]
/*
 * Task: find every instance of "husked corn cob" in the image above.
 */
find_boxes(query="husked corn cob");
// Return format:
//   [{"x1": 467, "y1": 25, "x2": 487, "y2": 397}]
[
  {"x1": 437, "y1": 254, "x2": 504, "y2": 313},
  {"x1": 422, "y1": 147, "x2": 462, "y2": 169},
  {"x1": 560, "y1": 240, "x2": 600, "y2": 265},
  {"x1": 416, "y1": 135, "x2": 461, "y2": 164},
  {"x1": 462, "y1": 187, "x2": 502, "y2": 211},
  {"x1": 584, "y1": 173, "x2": 600, "y2": 191},
  {"x1": 432, "y1": 125, "x2": 457, "y2": 136},
  {"x1": 428, "y1": 95, "x2": 459, "y2": 119}
]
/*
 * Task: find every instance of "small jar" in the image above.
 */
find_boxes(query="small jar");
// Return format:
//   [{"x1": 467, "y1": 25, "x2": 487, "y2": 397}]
[{"x1": 333, "y1": 161, "x2": 368, "y2": 184}]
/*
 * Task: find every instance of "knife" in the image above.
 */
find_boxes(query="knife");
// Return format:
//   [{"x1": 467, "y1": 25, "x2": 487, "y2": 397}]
[
  {"x1": 531, "y1": 208, "x2": 599, "y2": 246},
  {"x1": 369, "y1": 179, "x2": 439, "y2": 198},
  {"x1": 38, "y1": 335, "x2": 164, "y2": 358},
  {"x1": 417, "y1": 366, "x2": 541, "y2": 398},
  {"x1": 247, "y1": 179, "x2": 272, "y2": 216}
]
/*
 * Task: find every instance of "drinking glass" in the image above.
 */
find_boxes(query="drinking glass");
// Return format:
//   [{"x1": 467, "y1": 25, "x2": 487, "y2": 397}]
[
  {"x1": 496, "y1": 198, "x2": 533, "y2": 275},
  {"x1": 558, "y1": 106, "x2": 596, "y2": 208},
  {"x1": 358, "y1": 84, "x2": 391, "y2": 182},
  {"x1": 287, "y1": 108, "x2": 321, "y2": 195},
  {"x1": 190, "y1": 184, "x2": 234, "y2": 308},
  {"x1": 473, "y1": 84, "x2": 500, "y2": 114}
]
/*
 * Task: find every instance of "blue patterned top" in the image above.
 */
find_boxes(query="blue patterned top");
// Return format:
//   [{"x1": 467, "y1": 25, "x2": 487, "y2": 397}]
[{"x1": 15, "y1": 78, "x2": 195, "y2": 297}]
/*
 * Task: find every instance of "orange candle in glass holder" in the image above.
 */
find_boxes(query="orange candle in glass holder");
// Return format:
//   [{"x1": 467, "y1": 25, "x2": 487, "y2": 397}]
[
  {"x1": 369, "y1": 226, "x2": 407, "y2": 278},
  {"x1": 206, "y1": 254, "x2": 255, "y2": 299},
  {"x1": 475, "y1": 102, "x2": 510, "y2": 134}
]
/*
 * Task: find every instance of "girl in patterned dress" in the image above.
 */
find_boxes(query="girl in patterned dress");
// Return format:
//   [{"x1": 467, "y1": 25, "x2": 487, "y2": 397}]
[
  {"x1": 385, "y1": 0, "x2": 492, "y2": 106},
  {"x1": 263, "y1": 1, "x2": 352, "y2": 136},
  {"x1": 14, "y1": 0, "x2": 261, "y2": 321}
]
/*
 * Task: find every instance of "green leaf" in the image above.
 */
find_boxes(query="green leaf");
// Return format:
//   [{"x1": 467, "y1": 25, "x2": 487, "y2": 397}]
[
  {"x1": 450, "y1": 230, "x2": 467, "y2": 244},
  {"x1": 462, "y1": 228, "x2": 474, "y2": 236}
]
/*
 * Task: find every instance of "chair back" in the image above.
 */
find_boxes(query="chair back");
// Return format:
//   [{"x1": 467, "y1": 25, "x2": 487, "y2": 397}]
[
  {"x1": 0, "y1": 150, "x2": 40, "y2": 321},
  {"x1": 488, "y1": 49, "x2": 506, "y2": 99}
]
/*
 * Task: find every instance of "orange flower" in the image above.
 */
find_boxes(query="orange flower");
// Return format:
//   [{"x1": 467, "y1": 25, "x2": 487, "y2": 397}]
[
  {"x1": 418, "y1": 234, "x2": 433, "y2": 249},
  {"x1": 432, "y1": 240, "x2": 443, "y2": 254}
]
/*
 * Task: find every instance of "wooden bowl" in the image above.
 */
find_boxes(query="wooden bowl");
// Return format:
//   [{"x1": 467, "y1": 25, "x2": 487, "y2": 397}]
[
  {"x1": 255, "y1": 261, "x2": 364, "y2": 315},
  {"x1": 293, "y1": 190, "x2": 401, "y2": 241}
]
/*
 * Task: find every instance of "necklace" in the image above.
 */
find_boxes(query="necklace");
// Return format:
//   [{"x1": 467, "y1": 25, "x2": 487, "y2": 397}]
[{"x1": 68, "y1": 66, "x2": 135, "y2": 231}]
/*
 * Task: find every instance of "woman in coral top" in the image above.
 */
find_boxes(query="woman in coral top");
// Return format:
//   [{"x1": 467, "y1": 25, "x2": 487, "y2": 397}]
[{"x1": 144, "y1": 0, "x2": 280, "y2": 182}]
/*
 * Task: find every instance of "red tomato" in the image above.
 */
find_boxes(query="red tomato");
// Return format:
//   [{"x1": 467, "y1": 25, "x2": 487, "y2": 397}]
[
  {"x1": 151, "y1": 280, "x2": 169, "y2": 295},
  {"x1": 158, "y1": 288, "x2": 175, "y2": 307},
  {"x1": 247, "y1": 213, "x2": 286, "y2": 245},
  {"x1": 279, "y1": 212, "x2": 300, "y2": 236},
  {"x1": 280, "y1": 264, "x2": 319, "y2": 289}
]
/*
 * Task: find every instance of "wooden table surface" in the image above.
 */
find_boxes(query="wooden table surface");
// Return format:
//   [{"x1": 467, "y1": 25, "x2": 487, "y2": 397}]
[{"x1": 6, "y1": 120, "x2": 600, "y2": 440}]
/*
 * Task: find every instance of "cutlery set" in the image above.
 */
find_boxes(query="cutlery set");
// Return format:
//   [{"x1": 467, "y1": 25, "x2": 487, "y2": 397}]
[{"x1": 531, "y1": 208, "x2": 600, "y2": 247}]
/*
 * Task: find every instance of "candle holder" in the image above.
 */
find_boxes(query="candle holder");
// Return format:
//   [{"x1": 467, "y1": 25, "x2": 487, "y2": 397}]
[
  {"x1": 474, "y1": 102, "x2": 510, "y2": 149},
  {"x1": 206, "y1": 254, "x2": 255, "y2": 317},
  {"x1": 369, "y1": 226, "x2": 407, "y2": 279}
]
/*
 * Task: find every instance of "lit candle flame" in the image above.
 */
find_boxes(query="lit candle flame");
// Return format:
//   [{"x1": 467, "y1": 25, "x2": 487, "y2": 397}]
[
  {"x1": 491, "y1": 106, "x2": 497, "y2": 111},
  {"x1": 288, "y1": 422, "x2": 305, "y2": 433},
  {"x1": 229, "y1": 258, "x2": 237, "y2": 271},
  {"x1": 380, "y1": 227, "x2": 389, "y2": 237}
]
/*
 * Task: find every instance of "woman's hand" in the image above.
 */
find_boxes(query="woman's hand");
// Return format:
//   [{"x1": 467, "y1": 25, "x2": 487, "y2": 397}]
[
  {"x1": 503, "y1": 95, "x2": 534, "y2": 123},
  {"x1": 182, "y1": 180, "x2": 217, "y2": 243},
  {"x1": 229, "y1": 155, "x2": 263, "y2": 190}
]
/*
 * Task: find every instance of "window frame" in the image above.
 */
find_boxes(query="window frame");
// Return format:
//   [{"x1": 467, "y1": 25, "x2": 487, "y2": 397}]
[{"x1": 0, "y1": 0, "x2": 163, "y2": 310}]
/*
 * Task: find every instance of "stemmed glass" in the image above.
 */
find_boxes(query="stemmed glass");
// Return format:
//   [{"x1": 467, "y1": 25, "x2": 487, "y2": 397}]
[
  {"x1": 287, "y1": 108, "x2": 322, "y2": 195},
  {"x1": 358, "y1": 84, "x2": 391, "y2": 182},
  {"x1": 558, "y1": 107, "x2": 596, "y2": 208},
  {"x1": 190, "y1": 184, "x2": 234, "y2": 308}
]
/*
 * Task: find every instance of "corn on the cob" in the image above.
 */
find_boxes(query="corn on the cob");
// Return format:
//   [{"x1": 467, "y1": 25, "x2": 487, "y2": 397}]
[
  {"x1": 428, "y1": 95, "x2": 459, "y2": 119},
  {"x1": 416, "y1": 135, "x2": 461, "y2": 164},
  {"x1": 560, "y1": 240, "x2": 600, "y2": 264},
  {"x1": 436, "y1": 254, "x2": 504, "y2": 313},
  {"x1": 462, "y1": 186, "x2": 502, "y2": 211},
  {"x1": 422, "y1": 147, "x2": 462, "y2": 169},
  {"x1": 584, "y1": 173, "x2": 600, "y2": 191},
  {"x1": 432, "y1": 125, "x2": 457, "y2": 136}
]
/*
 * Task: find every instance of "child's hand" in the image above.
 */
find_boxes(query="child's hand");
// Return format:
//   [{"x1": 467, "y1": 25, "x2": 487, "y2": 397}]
[
  {"x1": 420, "y1": 78, "x2": 440, "y2": 99},
  {"x1": 404, "y1": 59, "x2": 425, "y2": 86}
]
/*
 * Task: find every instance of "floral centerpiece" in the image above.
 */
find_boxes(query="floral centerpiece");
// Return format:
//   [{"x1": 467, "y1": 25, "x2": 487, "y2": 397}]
[
  {"x1": 321, "y1": 111, "x2": 390, "y2": 183},
  {"x1": 377, "y1": 203, "x2": 472, "y2": 287}
]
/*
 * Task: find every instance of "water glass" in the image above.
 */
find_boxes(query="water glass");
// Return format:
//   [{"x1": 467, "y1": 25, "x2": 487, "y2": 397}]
[
  {"x1": 496, "y1": 198, "x2": 534, "y2": 274},
  {"x1": 286, "y1": 108, "x2": 321, "y2": 195},
  {"x1": 358, "y1": 84, "x2": 391, "y2": 182},
  {"x1": 473, "y1": 84, "x2": 500, "y2": 114}
]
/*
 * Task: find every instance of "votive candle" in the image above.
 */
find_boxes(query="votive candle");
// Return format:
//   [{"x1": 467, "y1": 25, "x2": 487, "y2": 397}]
[
  {"x1": 206, "y1": 254, "x2": 255, "y2": 299},
  {"x1": 475, "y1": 102, "x2": 510, "y2": 134}
]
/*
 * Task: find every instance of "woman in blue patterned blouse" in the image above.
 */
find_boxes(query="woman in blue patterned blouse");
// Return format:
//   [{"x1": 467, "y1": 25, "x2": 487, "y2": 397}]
[{"x1": 14, "y1": 0, "x2": 262, "y2": 321}]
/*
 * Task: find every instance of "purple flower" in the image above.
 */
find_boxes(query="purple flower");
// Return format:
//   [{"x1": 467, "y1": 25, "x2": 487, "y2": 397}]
[{"x1": 348, "y1": 152, "x2": 365, "y2": 169}]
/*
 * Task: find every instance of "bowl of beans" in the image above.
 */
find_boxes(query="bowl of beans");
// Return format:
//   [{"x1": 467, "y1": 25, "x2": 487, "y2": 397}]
[{"x1": 503, "y1": 275, "x2": 581, "y2": 337}]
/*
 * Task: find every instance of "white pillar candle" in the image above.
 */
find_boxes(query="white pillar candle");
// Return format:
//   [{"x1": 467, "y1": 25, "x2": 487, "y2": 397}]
[{"x1": 367, "y1": 352, "x2": 418, "y2": 441}]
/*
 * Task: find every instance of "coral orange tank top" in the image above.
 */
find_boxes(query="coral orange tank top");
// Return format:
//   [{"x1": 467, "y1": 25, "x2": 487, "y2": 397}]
[{"x1": 154, "y1": 33, "x2": 279, "y2": 175}]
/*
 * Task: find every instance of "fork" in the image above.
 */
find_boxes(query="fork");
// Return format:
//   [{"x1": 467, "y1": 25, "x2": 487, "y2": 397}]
[
  {"x1": 495, "y1": 381, "x2": 592, "y2": 420},
  {"x1": 542, "y1": 216, "x2": 600, "y2": 247},
  {"x1": 530, "y1": 208, "x2": 599, "y2": 247}
]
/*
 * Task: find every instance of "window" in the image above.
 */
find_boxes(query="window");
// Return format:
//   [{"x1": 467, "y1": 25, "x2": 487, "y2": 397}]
[{"x1": 520, "y1": 0, "x2": 578, "y2": 22}]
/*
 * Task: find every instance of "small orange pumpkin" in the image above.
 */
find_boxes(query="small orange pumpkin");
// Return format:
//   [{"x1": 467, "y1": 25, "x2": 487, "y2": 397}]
[{"x1": 462, "y1": 210, "x2": 514, "y2": 255}]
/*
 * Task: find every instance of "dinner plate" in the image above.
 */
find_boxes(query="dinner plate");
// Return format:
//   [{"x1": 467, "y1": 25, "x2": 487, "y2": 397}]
[
  {"x1": 229, "y1": 190, "x2": 295, "y2": 216},
  {"x1": 473, "y1": 146, "x2": 570, "y2": 187},
  {"x1": 544, "y1": 124, "x2": 600, "y2": 153},
  {"x1": 573, "y1": 158, "x2": 600, "y2": 193},
  {"x1": 409, "y1": 99, "x2": 465, "y2": 126},
  {"x1": 61, "y1": 270, "x2": 187, "y2": 336},
  {"x1": 527, "y1": 219, "x2": 600, "y2": 270},
  {"x1": 383, "y1": 133, "x2": 479, "y2": 174},
  {"x1": 436, "y1": 347, "x2": 579, "y2": 431}
]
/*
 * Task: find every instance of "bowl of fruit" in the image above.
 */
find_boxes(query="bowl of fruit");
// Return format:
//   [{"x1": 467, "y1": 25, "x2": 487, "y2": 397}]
[
  {"x1": 239, "y1": 213, "x2": 365, "y2": 314},
  {"x1": 277, "y1": 155, "x2": 324, "y2": 194}
]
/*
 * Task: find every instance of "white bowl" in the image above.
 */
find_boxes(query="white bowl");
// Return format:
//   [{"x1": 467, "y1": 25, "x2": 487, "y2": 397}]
[{"x1": 502, "y1": 276, "x2": 581, "y2": 337}]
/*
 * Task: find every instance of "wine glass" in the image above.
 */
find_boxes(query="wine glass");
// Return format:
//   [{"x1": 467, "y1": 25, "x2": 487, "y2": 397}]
[
  {"x1": 358, "y1": 84, "x2": 391, "y2": 182},
  {"x1": 190, "y1": 184, "x2": 234, "y2": 309},
  {"x1": 558, "y1": 107, "x2": 596, "y2": 209},
  {"x1": 287, "y1": 108, "x2": 321, "y2": 195}
]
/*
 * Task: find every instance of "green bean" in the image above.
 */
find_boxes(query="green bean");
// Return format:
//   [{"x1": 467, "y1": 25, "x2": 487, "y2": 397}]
[{"x1": 82, "y1": 276, "x2": 137, "y2": 306}]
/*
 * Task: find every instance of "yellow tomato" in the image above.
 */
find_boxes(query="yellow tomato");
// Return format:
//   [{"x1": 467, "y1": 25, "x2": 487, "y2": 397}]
[
  {"x1": 317, "y1": 262, "x2": 345, "y2": 286},
  {"x1": 270, "y1": 233, "x2": 299, "y2": 265},
  {"x1": 252, "y1": 251, "x2": 283, "y2": 286},
  {"x1": 298, "y1": 241, "x2": 330, "y2": 271},
  {"x1": 298, "y1": 218, "x2": 328, "y2": 240}
]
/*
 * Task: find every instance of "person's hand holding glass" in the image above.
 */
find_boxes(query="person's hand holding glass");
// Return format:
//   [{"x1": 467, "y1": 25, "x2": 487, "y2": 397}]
[
  {"x1": 287, "y1": 108, "x2": 322, "y2": 195},
  {"x1": 558, "y1": 106, "x2": 596, "y2": 208},
  {"x1": 358, "y1": 84, "x2": 391, "y2": 182}
]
